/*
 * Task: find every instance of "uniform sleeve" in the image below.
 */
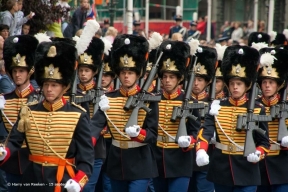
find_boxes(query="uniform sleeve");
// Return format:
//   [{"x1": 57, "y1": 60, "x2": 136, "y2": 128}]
[
  {"x1": 196, "y1": 113, "x2": 215, "y2": 151},
  {"x1": 90, "y1": 109, "x2": 107, "y2": 140},
  {"x1": 131, "y1": 101, "x2": 159, "y2": 143},
  {"x1": 72, "y1": 112, "x2": 94, "y2": 187},
  {"x1": 0, "y1": 119, "x2": 25, "y2": 165},
  {"x1": 254, "y1": 105, "x2": 270, "y2": 154},
  {"x1": 187, "y1": 104, "x2": 201, "y2": 139},
  {"x1": 0, "y1": 75, "x2": 15, "y2": 94}
]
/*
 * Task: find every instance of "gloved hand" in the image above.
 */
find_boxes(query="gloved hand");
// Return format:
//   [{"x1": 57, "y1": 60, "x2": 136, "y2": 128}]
[
  {"x1": 64, "y1": 179, "x2": 81, "y2": 192},
  {"x1": 99, "y1": 95, "x2": 110, "y2": 112},
  {"x1": 281, "y1": 136, "x2": 288, "y2": 147},
  {"x1": 0, "y1": 96, "x2": 5, "y2": 110},
  {"x1": 247, "y1": 150, "x2": 261, "y2": 163},
  {"x1": 196, "y1": 149, "x2": 209, "y2": 166},
  {"x1": 178, "y1": 136, "x2": 191, "y2": 148},
  {"x1": 0, "y1": 146, "x2": 7, "y2": 161},
  {"x1": 125, "y1": 125, "x2": 140, "y2": 137}
]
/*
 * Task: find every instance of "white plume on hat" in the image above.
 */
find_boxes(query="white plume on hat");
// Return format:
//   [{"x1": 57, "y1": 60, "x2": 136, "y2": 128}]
[
  {"x1": 148, "y1": 32, "x2": 163, "y2": 52},
  {"x1": 34, "y1": 32, "x2": 52, "y2": 43},
  {"x1": 269, "y1": 31, "x2": 277, "y2": 42},
  {"x1": 134, "y1": 11, "x2": 140, "y2": 21},
  {"x1": 72, "y1": 36, "x2": 80, "y2": 43},
  {"x1": 260, "y1": 52, "x2": 277, "y2": 67},
  {"x1": 188, "y1": 38, "x2": 199, "y2": 56},
  {"x1": 251, "y1": 42, "x2": 268, "y2": 51},
  {"x1": 176, "y1": 6, "x2": 182, "y2": 16},
  {"x1": 215, "y1": 43, "x2": 227, "y2": 61},
  {"x1": 283, "y1": 29, "x2": 288, "y2": 40},
  {"x1": 76, "y1": 20, "x2": 100, "y2": 56},
  {"x1": 102, "y1": 37, "x2": 112, "y2": 56}
]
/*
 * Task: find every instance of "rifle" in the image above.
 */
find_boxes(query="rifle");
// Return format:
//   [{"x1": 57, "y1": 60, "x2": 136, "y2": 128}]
[
  {"x1": 170, "y1": 56, "x2": 205, "y2": 142},
  {"x1": 92, "y1": 61, "x2": 105, "y2": 113},
  {"x1": 236, "y1": 82, "x2": 272, "y2": 156},
  {"x1": 70, "y1": 62, "x2": 78, "y2": 103},
  {"x1": 123, "y1": 52, "x2": 163, "y2": 130},
  {"x1": 270, "y1": 82, "x2": 288, "y2": 141},
  {"x1": 114, "y1": 78, "x2": 120, "y2": 89}
]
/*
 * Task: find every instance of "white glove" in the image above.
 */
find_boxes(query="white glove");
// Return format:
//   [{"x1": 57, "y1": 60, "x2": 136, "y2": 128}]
[
  {"x1": 0, "y1": 146, "x2": 7, "y2": 161},
  {"x1": 125, "y1": 125, "x2": 140, "y2": 137},
  {"x1": 178, "y1": 136, "x2": 191, "y2": 148},
  {"x1": 196, "y1": 149, "x2": 209, "y2": 166},
  {"x1": 99, "y1": 95, "x2": 110, "y2": 112},
  {"x1": 64, "y1": 179, "x2": 81, "y2": 192},
  {"x1": 247, "y1": 150, "x2": 261, "y2": 163},
  {"x1": 0, "y1": 96, "x2": 5, "y2": 110},
  {"x1": 281, "y1": 136, "x2": 288, "y2": 147}
]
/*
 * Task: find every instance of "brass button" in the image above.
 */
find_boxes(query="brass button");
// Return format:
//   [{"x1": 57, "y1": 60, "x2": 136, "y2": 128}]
[
  {"x1": 165, "y1": 126, "x2": 168, "y2": 128},
  {"x1": 46, "y1": 147, "x2": 48, "y2": 149},
  {"x1": 166, "y1": 107, "x2": 168, "y2": 110},
  {"x1": 49, "y1": 113, "x2": 52, "y2": 116},
  {"x1": 47, "y1": 133, "x2": 50, "y2": 136},
  {"x1": 47, "y1": 140, "x2": 49, "y2": 143},
  {"x1": 47, "y1": 126, "x2": 50, "y2": 129},
  {"x1": 48, "y1": 120, "x2": 51, "y2": 123}
]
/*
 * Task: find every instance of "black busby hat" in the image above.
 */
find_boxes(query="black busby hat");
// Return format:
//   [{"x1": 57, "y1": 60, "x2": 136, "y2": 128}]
[
  {"x1": 215, "y1": 44, "x2": 228, "y2": 78},
  {"x1": 193, "y1": 46, "x2": 217, "y2": 82},
  {"x1": 4, "y1": 35, "x2": 38, "y2": 75},
  {"x1": 111, "y1": 34, "x2": 149, "y2": 77},
  {"x1": 147, "y1": 49, "x2": 157, "y2": 72},
  {"x1": 221, "y1": 45, "x2": 260, "y2": 88},
  {"x1": 102, "y1": 38, "x2": 115, "y2": 77},
  {"x1": 270, "y1": 32, "x2": 287, "y2": 47},
  {"x1": 258, "y1": 47, "x2": 288, "y2": 89},
  {"x1": 248, "y1": 32, "x2": 270, "y2": 46},
  {"x1": 50, "y1": 37, "x2": 76, "y2": 46},
  {"x1": 78, "y1": 37, "x2": 104, "y2": 72},
  {"x1": 157, "y1": 40, "x2": 190, "y2": 80},
  {"x1": 104, "y1": 19, "x2": 109, "y2": 25},
  {"x1": 34, "y1": 41, "x2": 77, "y2": 87}
]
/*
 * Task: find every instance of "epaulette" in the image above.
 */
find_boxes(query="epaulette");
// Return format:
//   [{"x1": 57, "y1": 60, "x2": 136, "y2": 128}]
[
  {"x1": 71, "y1": 102, "x2": 87, "y2": 112},
  {"x1": 26, "y1": 100, "x2": 39, "y2": 106}
]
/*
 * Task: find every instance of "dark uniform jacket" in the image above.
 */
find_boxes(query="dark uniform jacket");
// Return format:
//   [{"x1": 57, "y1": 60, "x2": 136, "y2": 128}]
[
  {"x1": 258, "y1": 95, "x2": 288, "y2": 185},
  {"x1": 152, "y1": 89, "x2": 201, "y2": 178},
  {"x1": 91, "y1": 85, "x2": 159, "y2": 180},
  {"x1": 169, "y1": 25, "x2": 187, "y2": 39},
  {"x1": 0, "y1": 98, "x2": 94, "y2": 192},
  {"x1": 197, "y1": 95, "x2": 270, "y2": 186},
  {"x1": 0, "y1": 84, "x2": 37, "y2": 175}
]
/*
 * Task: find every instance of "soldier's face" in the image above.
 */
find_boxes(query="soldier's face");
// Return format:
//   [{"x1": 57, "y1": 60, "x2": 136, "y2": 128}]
[
  {"x1": 261, "y1": 78, "x2": 278, "y2": 98},
  {"x1": 78, "y1": 66, "x2": 94, "y2": 84},
  {"x1": 215, "y1": 78, "x2": 224, "y2": 94},
  {"x1": 192, "y1": 76, "x2": 208, "y2": 95},
  {"x1": 12, "y1": 67, "x2": 29, "y2": 86},
  {"x1": 229, "y1": 78, "x2": 247, "y2": 99},
  {"x1": 42, "y1": 81, "x2": 66, "y2": 103},
  {"x1": 119, "y1": 70, "x2": 139, "y2": 89},
  {"x1": 161, "y1": 72, "x2": 179, "y2": 93},
  {"x1": 101, "y1": 73, "x2": 113, "y2": 88}
]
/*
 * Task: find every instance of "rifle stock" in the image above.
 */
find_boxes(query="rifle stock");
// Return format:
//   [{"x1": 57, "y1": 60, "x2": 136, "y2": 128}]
[
  {"x1": 124, "y1": 52, "x2": 163, "y2": 131},
  {"x1": 93, "y1": 62, "x2": 105, "y2": 114},
  {"x1": 70, "y1": 69, "x2": 78, "y2": 103}
]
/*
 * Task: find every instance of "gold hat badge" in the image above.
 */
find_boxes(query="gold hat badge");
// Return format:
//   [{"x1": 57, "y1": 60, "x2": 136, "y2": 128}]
[
  {"x1": 215, "y1": 67, "x2": 222, "y2": 77},
  {"x1": 193, "y1": 63, "x2": 207, "y2": 75},
  {"x1": 161, "y1": 58, "x2": 178, "y2": 71},
  {"x1": 79, "y1": 53, "x2": 93, "y2": 65},
  {"x1": 230, "y1": 64, "x2": 246, "y2": 77},
  {"x1": 146, "y1": 62, "x2": 153, "y2": 71},
  {"x1": 43, "y1": 46, "x2": 62, "y2": 79},
  {"x1": 119, "y1": 54, "x2": 135, "y2": 68},
  {"x1": 103, "y1": 62, "x2": 112, "y2": 72},
  {"x1": 12, "y1": 54, "x2": 27, "y2": 68}
]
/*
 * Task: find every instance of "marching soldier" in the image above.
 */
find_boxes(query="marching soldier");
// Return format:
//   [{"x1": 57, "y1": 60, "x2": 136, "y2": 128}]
[
  {"x1": 169, "y1": 6, "x2": 187, "y2": 40},
  {"x1": 152, "y1": 40, "x2": 201, "y2": 192},
  {"x1": 91, "y1": 34, "x2": 159, "y2": 192},
  {"x1": 190, "y1": 45, "x2": 217, "y2": 192},
  {"x1": 196, "y1": 45, "x2": 270, "y2": 192},
  {"x1": 215, "y1": 44, "x2": 228, "y2": 100},
  {"x1": 257, "y1": 47, "x2": 288, "y2": 192},
  {"x1": 102, "y1": 50, "x2": 115, "y2": 92},
  {"x1": 269, "y1": 31, "x2": 288, "y2": 47},
  {"x1": 186, "y1": 21, "x2": 201, "y2": 42},
  {"x1": 76, "y1": 36, "x2": 105, "y2": 192},
  {"x1": 0, "y1": 40, "x2": 94, "y2": 192},
  {"x1": 0, "y1": 35, "x2": 38, "y2": 192}
]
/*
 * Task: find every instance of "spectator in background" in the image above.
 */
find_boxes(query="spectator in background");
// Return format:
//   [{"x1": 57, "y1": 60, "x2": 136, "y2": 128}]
[
  {"x1": 258, "y1": 20, "x2": 266, "y2": 33},
  {"x1": 0, "y1": 0, "x2": 18, "y2": 36},
  {"x1": 231, "y1": 21, "x2": 243, "y2": 41},
  {"x1": 220, "y1": 21, "x2": 230, "y2": 36},
  {"x1": 102, "y1": 19, "x2": 110, "y2": 37},
  {"x1": 243, "y1": 20, "x2": 255, "y2": 38},
  {"x1": 21, "y1": 22, "x2": 30, "y2": 35},
  {"x1": 14, "y1": 0, "x2": 34, "y2": 35},
  {"x1": 63, "y1": 0, "x2": 91, "y2": 38},
  {"x1": 198, "y1": 16, "x2": 215, "y2": 41},
  {"x1": 0, "y1": 24, "x2": 9, "y2": 40},
  {"x1": 105, "y1": 26, "x2": 118, "y2": 43},
  {"x1": 221, "y1": 21, "x2": 233, "y2": 39}
]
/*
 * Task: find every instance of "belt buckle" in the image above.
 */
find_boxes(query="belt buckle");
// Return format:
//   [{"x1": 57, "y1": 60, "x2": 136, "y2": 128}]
[
  {"x1": 119, "y1": 141, "x2": 129, "y2": 149},
  {"x1": 227, "y1": 143, "x2": 236, "y2": 152},
  {"x1": 162, "y1": 135, "x2": 169, "y2": 143}
]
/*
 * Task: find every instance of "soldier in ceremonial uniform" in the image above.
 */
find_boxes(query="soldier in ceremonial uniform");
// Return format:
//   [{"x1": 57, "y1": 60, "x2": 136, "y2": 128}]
[
  {"x1": 196, "y1": 45, "x2": 270, "y2": 192},
  {"x1": 269, "y1": 32, "x2": 288, "y2": 47},
  {"x1": 257, "y1": 47, "x2": 288, "y2": 192},
  {"x1": 76, "y1": 37, "x2": 105, "y2": 192},
  {"x1": 152, "y1": 40, "x2": 201, "y2": 192},
  {"x1": 248, "y1": 32, "x2": 270, "y2": 46},
  {"x1": 0, "y1": 35, "x2": 38, "y2": 192},
  {"x1": 0, "y1": 40, "x2": 94, "y2": 192},
  {"x1": 169, "y1": 6, "x2": 186, "y2": 40},
  {"x1": 186, "y1": 21, "x2": 201, "y2": 42},
  {"x1": 215, "y1": 44, "x2": 228, "y2": 100},
  {"x1": 189, "y1": 45, "x2": 217, "y2": 192},
  {"x1": 91, "y1": 34, "x2": 159, "y2": 192},
  {"x1": 102, "y1": 51, "x2": 115, "y2": 92}
]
